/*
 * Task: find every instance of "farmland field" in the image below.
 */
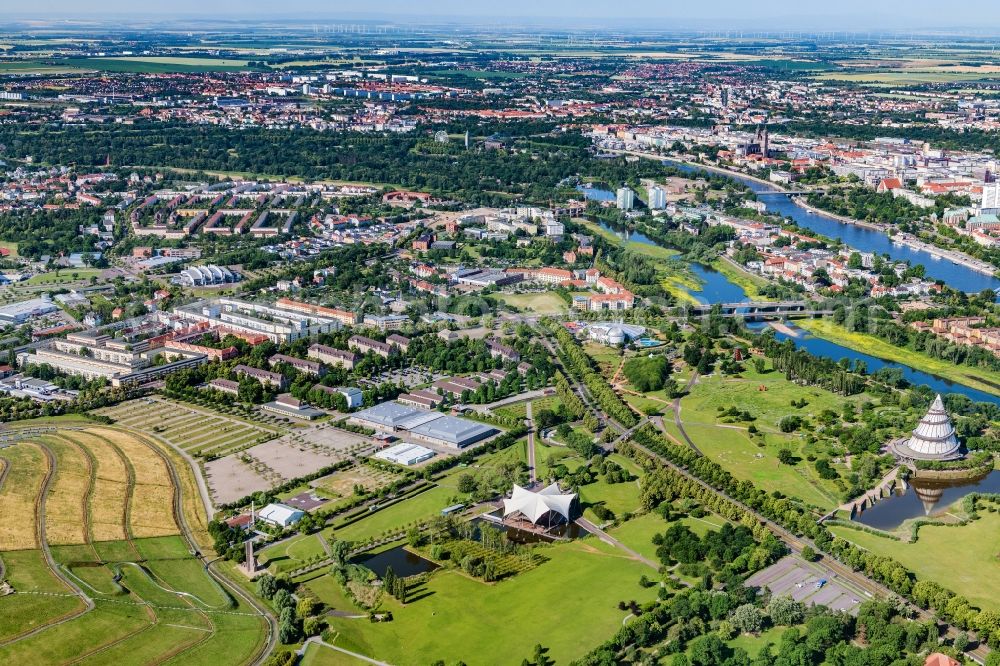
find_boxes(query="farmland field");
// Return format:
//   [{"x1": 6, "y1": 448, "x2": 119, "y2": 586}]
[
  {"x1": 60, "y1": 56, "x2": 253, "y2": 73},
  {"x1": 0, "y1": 422, "x2": 269, "y2": 664}
]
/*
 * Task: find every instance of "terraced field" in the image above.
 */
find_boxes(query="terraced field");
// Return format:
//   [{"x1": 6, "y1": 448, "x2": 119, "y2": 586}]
[
  {"x1": 0, "y1": 424, "x2": 270, "y2": 665},
  {"x1": 96, "y1": 397, "x2": 282, "y2": 459}
]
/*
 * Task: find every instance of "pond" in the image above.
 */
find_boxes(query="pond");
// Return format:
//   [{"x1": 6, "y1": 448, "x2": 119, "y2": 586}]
[
  {"x1": 595, "y1": 221, "x2": 748, "y2": 304},
  {"x1": 355, "y1": 545, "x2": 438, "y2": 578},
  {"x1": 576, "y1": 183, "x2": 617, "y2": 202},
  {"x1": 853, "y1": 470, "x2": 1000, "y2": 530}
]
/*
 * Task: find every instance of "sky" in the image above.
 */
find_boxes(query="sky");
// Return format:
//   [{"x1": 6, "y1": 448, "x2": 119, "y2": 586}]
[{"x1": 12, "y1": 0, "x2": 1000, "y2": 31}]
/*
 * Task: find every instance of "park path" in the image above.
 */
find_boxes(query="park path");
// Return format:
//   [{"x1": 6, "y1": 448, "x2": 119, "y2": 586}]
[
  {"x1": 526, "y1": 400, "x2": 537, "y2": 485},
  {"x1": 299, "y1": 636, "x2": 393, "y2": 666},
  {"x1": 574, "y1": 517, "x2": 658, "y2": 570},
  {"x1": 671, "y1": 372, "x2": 701, "y2": 454}
]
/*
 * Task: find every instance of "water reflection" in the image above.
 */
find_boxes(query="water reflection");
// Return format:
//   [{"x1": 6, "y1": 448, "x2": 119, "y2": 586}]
[
  {"x1": 854, "y1": 470, "x2": 1000, "y2": 530},
  {"x1": 356, "y1": 545, "x2": 439, "y2": 578}
]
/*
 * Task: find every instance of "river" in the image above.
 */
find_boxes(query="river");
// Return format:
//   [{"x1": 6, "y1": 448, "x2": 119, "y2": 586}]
[
  {"x1": 764, "y1": 323, "x2": 1000, "y2": 407},
  {"x1": 662, "y1": 160, "x2": 1000, "y2": 294},
  {"x1": 593, "y1": 207, "x2": 1000, "y2": 406}
]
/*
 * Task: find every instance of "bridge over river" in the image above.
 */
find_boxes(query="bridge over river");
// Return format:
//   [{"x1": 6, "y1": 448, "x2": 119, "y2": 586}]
[{"x1": 683, "y1": 300, "x2": 831, "y2": 318}]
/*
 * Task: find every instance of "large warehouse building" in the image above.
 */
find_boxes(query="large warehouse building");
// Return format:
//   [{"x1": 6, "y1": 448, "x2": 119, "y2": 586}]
[{"x1": 350, "y1": 401, "x2": 498, "y2": 449}]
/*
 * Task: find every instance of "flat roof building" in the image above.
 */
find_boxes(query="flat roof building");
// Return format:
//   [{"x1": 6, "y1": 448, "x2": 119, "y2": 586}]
[
  {"x1": 375, "y1": 442, "x2": 436, "y2": 466},
  {"x1": 349, "y1": 401, "x2": 498, "y2": 448}
]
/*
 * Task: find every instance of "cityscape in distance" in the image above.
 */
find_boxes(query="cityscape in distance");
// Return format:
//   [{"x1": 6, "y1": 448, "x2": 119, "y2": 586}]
[{"x1": 1, "y1": 3, "x2": 1000, "y2": 666}]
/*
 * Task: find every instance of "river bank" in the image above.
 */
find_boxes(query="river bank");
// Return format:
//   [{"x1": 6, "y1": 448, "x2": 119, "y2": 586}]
[
  {"x1": 795, "y1": 318, "x2": 1000, "y2": 399},
  {"x1": 621, "y1": 148, "x2": 1000, "y2": 292},
  {"x1": 789, "y1": 197, "x2": 884, "y2": 232}
]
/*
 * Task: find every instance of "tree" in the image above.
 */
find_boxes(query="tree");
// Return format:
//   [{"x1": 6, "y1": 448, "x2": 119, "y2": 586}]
[
  {"x1": 688, "y1": 634, "x2": 727, "y2": 666},
  {"x1": 296, "y1": 596, "x2": 317, "y2": 620},
  {"x1": 330, "y1": 539, "x2": 352, "y2": 567},
  {"x1": 256, "y1": 573, "x2": 278, "y2": 600},
  {"x1": 278, "y1": 619, "x2": 300, "y2": 644},
  {"x1": 730, "y1": 603, "x2": 765, "y2": 634},
  {"x1": 767, "y1": 596, "x2": 804, "y2": 627},
  {"x1": 272, "y1": 588, "x2": 294, "y2": 611},
  {"x1": 457, "y1": 474, "x2": 477, "y2": 494},
  {"x1": 777, "y1": 448, "x2": 796, "y2": 465},
  {"x1": 800, "y1": 546, "x2": 817, "y2": 562}
]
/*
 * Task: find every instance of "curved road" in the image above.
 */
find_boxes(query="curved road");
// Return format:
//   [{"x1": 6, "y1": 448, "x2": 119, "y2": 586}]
[{"x1": 123, "y1": 428, "x2": 278, "y2": 666}]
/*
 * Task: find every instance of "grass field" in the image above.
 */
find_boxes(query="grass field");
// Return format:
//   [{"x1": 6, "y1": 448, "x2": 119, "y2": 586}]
[
  {"x1": 797, "y1": 319, "x2": 1000, "y2": 398},
  {"x1": 0, "y1": 442, "x2": 46, "y2": 550},
  {"x1": 676, "y1": 366, "x2": 846, "y2": 510},
  {"x1": 830, "y1": 512, "x2": 1000, "y2": 612},
  {"x1": 0, "y1": 422, "x2": 269, "y2": 664},
  {"x1": 259, "y1": 533, "x2": 330, "y2": 574},
  {"x1": 23, "y1": 268, "x2": 104, "y2": 286},
  {"x1": 323, "y1": 538, "x2": 658, "y2": 665},
  {"x1": 42, "y1": 437, "x2": 91, "y2": 546},
  {"x1": 499, "y1": 291, "x2": 569, "y2": 314}
]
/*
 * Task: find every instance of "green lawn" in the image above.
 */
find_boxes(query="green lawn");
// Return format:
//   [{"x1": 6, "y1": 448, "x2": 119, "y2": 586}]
[
  {"x1": 326, "y1": 485, "x2": 459, "y2": 543},
  {"x1": 0, "y1": 538, "x2": 267, "y2": 665},
  {"x1": 499, "y1": 291, "x2": 568, "y2": 315},
  {"x1": 260, "y1": 533, "x2": 329, "y2": 574},
  {"x1": 608, "y1": 513, "x2": 665, "y2": 561},
  {"x1": 727, "y1": 625, "x2": 790, "y2": 657},
  {"x1": 323, "y1": 538, "x2": 658, "y2": 665},
  {"x1": 0, "y1": 550, "x2": 83, "y2": 641},
  {"x1": 302, "y1": 641, "x2": 367, "y2": 665},
  {"x1": 295, "y1": 570, "x2": 363, "y2": 615},
  {"x1": 830, "y1": 512, "x2": 1000, "y2": 612},
  {"x1": 677, "y1": 367, "x2": 845, "y2": 510},
  {"x1": 24, "y1": 268, "x2": 103, "y2": 285}
]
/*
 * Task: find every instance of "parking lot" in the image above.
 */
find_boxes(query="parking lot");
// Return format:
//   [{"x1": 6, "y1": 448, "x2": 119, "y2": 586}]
[
  {"x1": 359, "y1": 367, "x2": 445, "y2": 389},
  {"x1": 746, "y1": 556, "x2": 870, "y2": 615}
]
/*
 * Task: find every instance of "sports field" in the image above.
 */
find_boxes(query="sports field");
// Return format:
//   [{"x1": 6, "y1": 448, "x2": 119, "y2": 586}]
[{"x1": 0, "y1": 423, "x2": 269, "y2": 664}]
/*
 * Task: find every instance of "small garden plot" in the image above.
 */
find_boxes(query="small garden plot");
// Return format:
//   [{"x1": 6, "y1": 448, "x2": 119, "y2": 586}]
[{"x1": 313, "y1": 465, "x2": 402, "y2": 499}]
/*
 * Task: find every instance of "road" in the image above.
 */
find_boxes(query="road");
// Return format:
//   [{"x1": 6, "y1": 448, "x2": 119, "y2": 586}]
[{"x1": 525, "y1": 400, "x2": 537, "y2": 485}]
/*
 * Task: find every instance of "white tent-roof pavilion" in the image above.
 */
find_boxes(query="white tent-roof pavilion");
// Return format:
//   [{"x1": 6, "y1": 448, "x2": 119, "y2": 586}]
[
  {"x1": 890, "y1": 394, "x2": 964, "y2": 462},
  {"x1": 502, "y1": 483, "x2": 577, "y2": 527}
]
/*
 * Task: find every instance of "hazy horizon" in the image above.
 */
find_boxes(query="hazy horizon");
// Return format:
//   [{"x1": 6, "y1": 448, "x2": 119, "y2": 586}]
[{"x1": 9, "y1": 0, "x2": 1000, "y2": 32}]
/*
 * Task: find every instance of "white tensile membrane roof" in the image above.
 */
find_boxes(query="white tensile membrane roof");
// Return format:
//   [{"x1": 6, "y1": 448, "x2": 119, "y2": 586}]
[{"x1": 502, "y1": 483, "x2": 576, "y2": 524}]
